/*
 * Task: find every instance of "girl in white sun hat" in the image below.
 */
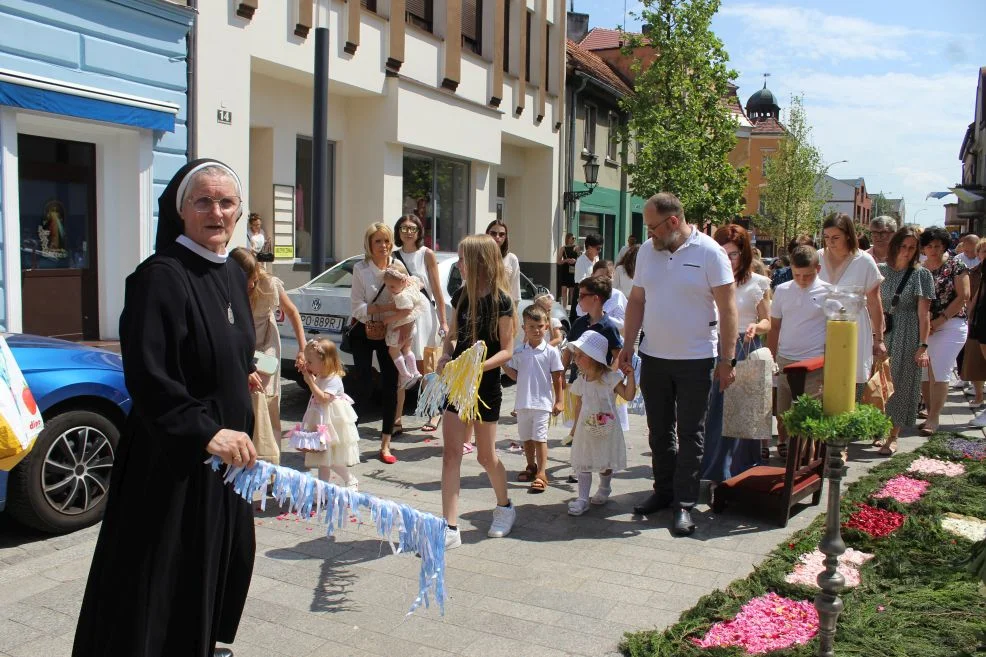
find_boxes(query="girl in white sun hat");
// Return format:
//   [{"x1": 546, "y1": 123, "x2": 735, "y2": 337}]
[{"x1": 566, "y1": 330, "x2": 635, "y2": 516}]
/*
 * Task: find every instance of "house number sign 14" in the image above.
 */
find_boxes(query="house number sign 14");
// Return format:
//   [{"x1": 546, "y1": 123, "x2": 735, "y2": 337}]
[{"x1": 217, "y1": 109, "x2": 232, "y2": 125}]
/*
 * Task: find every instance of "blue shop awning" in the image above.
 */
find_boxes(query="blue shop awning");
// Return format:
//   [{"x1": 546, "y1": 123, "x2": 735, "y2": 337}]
[{"x1": 0, "y1": 69, "x2": 177, "y2": 132}]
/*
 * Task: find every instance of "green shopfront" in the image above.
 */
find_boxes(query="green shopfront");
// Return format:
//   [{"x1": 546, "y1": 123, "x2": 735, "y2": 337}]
[{"x1": 570, "y1": 182, "x2": 646, "y2": 263}]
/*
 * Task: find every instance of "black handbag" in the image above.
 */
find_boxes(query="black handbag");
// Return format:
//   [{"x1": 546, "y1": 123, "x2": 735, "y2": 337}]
[{"x1": 884, "y1": 266, "x2": 914, "y2": 335}]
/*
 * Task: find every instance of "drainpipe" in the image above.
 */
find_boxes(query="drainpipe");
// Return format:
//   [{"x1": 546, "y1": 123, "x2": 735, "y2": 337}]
[
  {"x1": 566, "y1": 73, "x2": 589, "y2": 235},
  {"x1": 618, "y1": 111, "x2": 628, "y2": 249},
  {"x1": 186, "y1": 0, "x2": 198, "y2": 159}
]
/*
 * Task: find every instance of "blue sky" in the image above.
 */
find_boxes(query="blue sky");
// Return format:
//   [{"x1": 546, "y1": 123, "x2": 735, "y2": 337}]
[{"x1": 573, "y1": 0, "x2": 986, "y2": 226}]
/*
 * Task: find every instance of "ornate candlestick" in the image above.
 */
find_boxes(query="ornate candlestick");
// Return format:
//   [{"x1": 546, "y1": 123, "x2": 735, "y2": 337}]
[{"x1": 815, "y1": 286, "x2": 863, "y2": 657}]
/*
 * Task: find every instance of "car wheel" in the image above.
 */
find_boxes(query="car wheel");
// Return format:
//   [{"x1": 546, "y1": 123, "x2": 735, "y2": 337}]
[{"x1": 7, "y1": 410, "x2": 119, "y2": 534}]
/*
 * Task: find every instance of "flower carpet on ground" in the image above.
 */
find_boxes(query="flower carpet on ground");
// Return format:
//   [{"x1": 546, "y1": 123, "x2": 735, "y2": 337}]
[
  {"x1": 620, "y1": 434, "x2": 986, "y2": 657},
  {"x1": 941, "y1": 513, "x2": 986, "y2": 542},
  {"x1": 907, "y1": 456, "x2": 965, "y2": 477},
  {"x1": 783, "y1": 548, "x2": 874, "y2": 588},
  {"x1": 870, "y1": 474, "x2": 930, "y2": 504},
  {"x1": 690, "y1": 593, "x2": 818, "y2": 655}
]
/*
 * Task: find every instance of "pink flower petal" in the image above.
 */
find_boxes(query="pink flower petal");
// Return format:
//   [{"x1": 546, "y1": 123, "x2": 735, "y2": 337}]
[{"x1": 691, "y1": 593, "x2": 819, "y2": 654}]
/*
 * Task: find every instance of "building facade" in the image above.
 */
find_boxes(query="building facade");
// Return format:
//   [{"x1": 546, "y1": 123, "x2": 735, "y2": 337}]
[
  {"x1": 958, "y1": 67, "x2": 985, "y2": 235},
  {"x1": 0, "y1": 0, "x2": 192, "y2": 340},
  {"x1": 820, "y1": 175, "x2": 871, "y2": 225},
  {"x1": 563, "y1": 27, "x2": 643, "y2": 263},
  {"x1": 197, "y1": 0, "x2": 566, "y2": 288}
]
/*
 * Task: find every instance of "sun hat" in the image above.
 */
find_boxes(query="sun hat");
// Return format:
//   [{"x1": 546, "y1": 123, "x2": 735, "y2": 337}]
[{"x1": 567, "y1": 330, "x2": 609, "y2": 367}]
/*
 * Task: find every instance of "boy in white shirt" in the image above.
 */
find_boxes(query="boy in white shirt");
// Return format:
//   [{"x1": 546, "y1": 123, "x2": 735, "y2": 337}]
[
  {"x1": 768, "y1": 245, "x2": 830, "y2": 455},
  {"x1": 503, "y1": 305, "x2": 565, "y2": 492}
]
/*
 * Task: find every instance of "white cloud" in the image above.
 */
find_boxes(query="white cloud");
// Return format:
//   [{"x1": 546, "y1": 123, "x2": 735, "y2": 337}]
[{"x1": 719, "y1": 3, "x2": 951, "y2": 63}]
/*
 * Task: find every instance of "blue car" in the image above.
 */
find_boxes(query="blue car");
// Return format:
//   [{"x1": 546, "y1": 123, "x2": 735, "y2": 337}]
[{"x1": 0, "y1": 335, "x2": 130, "y2": 534}]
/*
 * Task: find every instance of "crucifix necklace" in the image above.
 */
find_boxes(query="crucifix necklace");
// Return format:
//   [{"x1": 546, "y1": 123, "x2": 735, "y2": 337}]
[{"x1": 222, "y1": 265, "x2": 234, "y2": 325}]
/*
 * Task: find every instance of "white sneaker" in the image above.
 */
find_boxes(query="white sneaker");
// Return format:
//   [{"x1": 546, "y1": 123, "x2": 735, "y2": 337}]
[
  {"x1": 487, "y1": 504, "x2": 516, "y2": 538},
  {"x1": 568, "y1": 498, "x2": 590, "y2": 516},
  {"x1": 561, "y1": 433, "x2": 574, "y2": 446},
  {"x1": 403, "y1": 373, "x2": 422, "y2": 390},
  {"x1": 445, "y1": 527, "x2": 462, "y2": 549},
  {"x1": 590, "y1": 486, "x2": 612, "y2": 505},
  {"x1": 950, "y1": 378, "x2": 967, "y2": 389},
  {"x1": 970, "y1": 410, "x2": 986, "y2": 427}
]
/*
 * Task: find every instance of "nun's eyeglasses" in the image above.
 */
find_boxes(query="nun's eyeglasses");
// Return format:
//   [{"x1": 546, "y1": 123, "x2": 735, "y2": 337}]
[{"x1": 190, "y1": 196, "x2": 241, "y2": 214}]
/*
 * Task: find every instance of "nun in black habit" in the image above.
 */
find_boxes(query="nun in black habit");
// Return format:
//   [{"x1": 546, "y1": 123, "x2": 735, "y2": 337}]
[{"x1": 73, "y1": 159, "x2": 261, "y2": 657}]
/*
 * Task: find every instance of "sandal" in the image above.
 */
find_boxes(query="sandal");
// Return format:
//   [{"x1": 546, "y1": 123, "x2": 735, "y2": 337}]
[
  {"x1": 919, "y1": 425, "x2": 936, "y2": 437},
  {"x1": 392, "y1": 423, "x2": 404, "y2": 437},
  {"x1": 462, "y1": 442, "x2": 475, "y2": 455},
  {"x1": 918, "y1": 408, "x2": 928, "y2": 420},
  {"x1": 530, "y1": 475, "x2": 548, "y2": 492},
  {"x1": 517, "y1": 464, "x2": 538, "y2": 482},
  {"x1": 878, "y1": 441, "x2": 897, "y2": 456},
  {"x1": 421, "y1": 418, "x2": 441, "y2": 433}
]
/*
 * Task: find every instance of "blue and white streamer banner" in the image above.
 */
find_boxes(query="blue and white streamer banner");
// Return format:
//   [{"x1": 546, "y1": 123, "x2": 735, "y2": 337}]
[{"x1": 207, "y1": 457, "x2": 447, "y2": 615}]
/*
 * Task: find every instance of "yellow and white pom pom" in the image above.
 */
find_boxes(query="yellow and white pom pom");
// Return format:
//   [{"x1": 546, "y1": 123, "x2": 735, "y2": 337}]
[
  {"x1": 442, "y1": 341, "x2": 488, "y2": 423},
  {"x1": 562, "y1": 388, "x2": 579, "y2": 425}
]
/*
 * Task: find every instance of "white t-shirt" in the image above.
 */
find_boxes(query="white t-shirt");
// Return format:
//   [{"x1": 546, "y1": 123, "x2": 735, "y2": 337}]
[
  {"x1": 770, "y1": 279, "x2": 831, "y2": 360},
  {"x1": 613, "y1": 265, "x2": 634, "y2": 298},
  {"x1": 957, "y1": 252, "x2": 981, "y2": 270},
  {"x1": 508, "y1": 340, "x2": 564, "y2": 412},
  {"x1": 634, "y1": 227, "x2": 735, "y2": 359},
  {"x1": 575, "y1": 253, "x2": 598, "y2": 283},
  {"x1": 503, "y1": 252, "x2": 522, "y2": 302},
  {"x1": 736, "y1": 273, "x2": 771, "y2": 330},
  {"x1": 818, "y1": 249, "x2": 883, "y2": 382}
]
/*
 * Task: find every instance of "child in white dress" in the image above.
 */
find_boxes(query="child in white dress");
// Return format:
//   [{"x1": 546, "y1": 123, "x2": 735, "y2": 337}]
[
  {"x1": 288, "y1": 339, "x2": 361, "y2": 490},
  {"x1": 566, "y1": 330, "x2": 635, "y2": 516},
  {"x1": 383, "y1": 262, "x2": 430, "y2": 388}
]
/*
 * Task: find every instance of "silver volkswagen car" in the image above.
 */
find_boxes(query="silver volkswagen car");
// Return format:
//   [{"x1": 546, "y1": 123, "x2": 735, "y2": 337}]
[{"x1": 276, "y1": 252, "x2": 569, "y2": 380}]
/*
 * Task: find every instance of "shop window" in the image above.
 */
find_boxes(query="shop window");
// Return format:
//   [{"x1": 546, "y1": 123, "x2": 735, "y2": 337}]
[
  {"x1": 295, "y1": 136, "x2": 336, "y2": 261},
  {"x1": 407, "y1": 0, "x2": 433, "y2": 31},
  {"x1": 361, "y1": 0, "x2": 377, "y2": 9},
  {"x1": 583, "y1": 104, "x2": 597, "y2": 153},
  {"x1": 403, "y1": 151, "x2": 470, "y2": 253},
  {"x1": 462, "y1": 0, "x2": 482, "y2": 54}
]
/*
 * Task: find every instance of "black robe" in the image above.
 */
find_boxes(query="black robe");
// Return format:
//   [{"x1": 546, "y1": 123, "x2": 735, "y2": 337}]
[{"x1": 73, "y1": 242, "x2": 256, "y2": 657}]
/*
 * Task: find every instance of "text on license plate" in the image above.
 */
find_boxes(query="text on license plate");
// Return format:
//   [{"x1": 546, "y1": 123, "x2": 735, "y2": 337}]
[{"x1": 301, "y1": 314, "x2": 345, "y2": 332}]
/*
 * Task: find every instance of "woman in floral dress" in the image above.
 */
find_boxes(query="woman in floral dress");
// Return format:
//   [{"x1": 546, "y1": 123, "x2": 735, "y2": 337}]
[{"x1": 878, "y1": 227, "x2": 934, "y2": 455}]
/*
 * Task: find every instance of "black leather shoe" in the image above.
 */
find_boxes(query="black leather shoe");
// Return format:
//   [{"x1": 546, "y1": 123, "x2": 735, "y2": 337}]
[
  {"x1": 215, "y1": 649, "x2": 234, "y2": 657},
  {"x1": 633, "y1": 493, "x2": 673, "y2": 515},
  {"x1": 672, "y1": 508, "x2": 696, "y2": 536}
]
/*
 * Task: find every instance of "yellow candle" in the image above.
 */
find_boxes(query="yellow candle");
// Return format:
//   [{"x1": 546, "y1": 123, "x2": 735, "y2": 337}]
[{"x1": 823, "y1": 319, "x2": 857, "y2": 416}]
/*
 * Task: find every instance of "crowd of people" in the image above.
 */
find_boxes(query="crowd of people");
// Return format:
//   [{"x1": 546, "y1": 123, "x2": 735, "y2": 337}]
[{"x1": 70, "y1": 157, "x2": 986, "y2": 657}]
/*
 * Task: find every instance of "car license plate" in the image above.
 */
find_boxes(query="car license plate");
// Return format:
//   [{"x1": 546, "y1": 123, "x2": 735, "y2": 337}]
[{"x1": 301, "y1": 314, "x2": 345, "y2": 332}]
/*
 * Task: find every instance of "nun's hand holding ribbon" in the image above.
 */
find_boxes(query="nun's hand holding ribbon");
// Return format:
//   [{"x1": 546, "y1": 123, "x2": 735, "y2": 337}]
[{"x1": 206, "y1": 428, "x2": 257, "y2": 468}]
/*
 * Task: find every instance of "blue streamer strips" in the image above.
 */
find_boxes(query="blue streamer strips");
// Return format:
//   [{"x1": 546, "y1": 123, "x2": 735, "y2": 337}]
[{"x1": 207, "y1": 456, "x2": 447, "y2": 615}]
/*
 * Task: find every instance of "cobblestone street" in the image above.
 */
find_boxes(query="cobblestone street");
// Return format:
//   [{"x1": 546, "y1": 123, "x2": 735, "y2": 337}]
[{"x1": 2, "y1": 382, "x2": 983, "y2": 657}]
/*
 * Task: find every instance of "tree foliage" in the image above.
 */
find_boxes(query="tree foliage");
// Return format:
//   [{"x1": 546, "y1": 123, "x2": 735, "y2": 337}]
[
  {"x1": 621, "y1": 0, "x2": 746, "y2": 226},
  {"x1": 758, "y1": 95, "x2": 827, "y2": 249}
]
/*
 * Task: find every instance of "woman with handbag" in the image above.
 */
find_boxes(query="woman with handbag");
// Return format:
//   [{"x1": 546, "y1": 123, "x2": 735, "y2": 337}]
[
  {"x1": 230, "y1": 247, "x2": 306, "y2": 463},
  {"x1": 393, "y1": 214, "x2": 448, "y2": 433},
  {"x1": 960, "y1": 238, "x2": 986, "y2": 411},
  {"x1": 877, "y1": 226, "x2": 934, "y2": 455},
  {"x1": 920, "y1": 225, "x2": 970, "y2": 436},
  {"x1": 350, "y1": 223, "x2": 413, "y2": 464},
  {"x1": 700, "y1": 224, "x2": 772, "y2": 482}
]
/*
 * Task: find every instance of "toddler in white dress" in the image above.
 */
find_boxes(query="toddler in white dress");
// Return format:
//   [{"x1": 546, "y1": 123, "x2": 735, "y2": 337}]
[
  {"x1": 566, "y1": 330, "x2": 635, "y2": 516},
  {"x1": 383, "y1": 262, "x2": 430, "y2": 388},
  {"x1": 287, "y1": 339, "x2": 361, "y2": 490}
]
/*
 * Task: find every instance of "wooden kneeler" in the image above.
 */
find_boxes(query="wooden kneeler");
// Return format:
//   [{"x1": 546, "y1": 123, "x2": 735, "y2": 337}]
[{"x1": 711, "y1": 356, "x2": 827, "y2": 527}]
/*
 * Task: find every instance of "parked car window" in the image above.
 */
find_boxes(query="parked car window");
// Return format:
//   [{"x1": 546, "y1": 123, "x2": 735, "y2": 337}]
[
  {"x1": 308, "y1": 258, "x2": 357, "y2": 289},
  {"x1": 520, "y1": 273, "x2": 536, "y2": 301},
  {"x1": 447, "y1": 263, "x2": 462, "y2": 299}
]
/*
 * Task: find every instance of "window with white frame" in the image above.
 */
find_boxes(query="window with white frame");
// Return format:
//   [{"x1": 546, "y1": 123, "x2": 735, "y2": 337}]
[{"x1": 583, "y1": 104, "x2": 597, "y2": 153}]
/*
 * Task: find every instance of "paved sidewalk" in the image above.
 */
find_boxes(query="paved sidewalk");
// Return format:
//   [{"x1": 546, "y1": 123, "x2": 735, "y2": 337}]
[{"x1": 1, "y1": 383, "x2": 983, "y2": 657}]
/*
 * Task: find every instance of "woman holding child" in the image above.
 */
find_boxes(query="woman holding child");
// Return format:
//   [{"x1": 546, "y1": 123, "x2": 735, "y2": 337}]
[
  {"x1": 440, "y1": 235, "x2": 517, "y2": 549},
  {"x1": 877, "y1": 226, "x2": 934, "y2": 454}
]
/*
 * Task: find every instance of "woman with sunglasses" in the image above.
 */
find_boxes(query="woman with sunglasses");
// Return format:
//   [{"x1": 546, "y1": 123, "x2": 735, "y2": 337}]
[
  {"x1": 487, "y1": 220, "x2": 521, "y2": 303},
  {"x1": 393, "y1": 214, "x2": 447, "y2": 433}
]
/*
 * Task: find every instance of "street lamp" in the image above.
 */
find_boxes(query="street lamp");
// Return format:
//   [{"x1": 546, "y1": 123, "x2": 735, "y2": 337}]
[
  {"x1": 914, "y1": 208, "x2": 928, "y2": 224},
  {"x1": 821, "y1": 159, "x2": 848, "y2": 175},
  {"x1": 564, "y1": 155, "x2": 600, "y2": 205}
]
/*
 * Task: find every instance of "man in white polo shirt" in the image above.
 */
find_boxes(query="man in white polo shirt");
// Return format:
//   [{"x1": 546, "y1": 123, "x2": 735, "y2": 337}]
[{"x1": 619, "y1": 192, "x2": 738, "y2": 536}]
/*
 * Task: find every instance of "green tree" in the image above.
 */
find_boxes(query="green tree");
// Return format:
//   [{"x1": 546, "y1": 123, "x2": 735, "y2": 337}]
[
  {"x1": 620, "y1": 0, "x2": 746, "y2": 225},
  {"x1": 758, "y1": 95, "x2": 828, "y2": 250}
]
